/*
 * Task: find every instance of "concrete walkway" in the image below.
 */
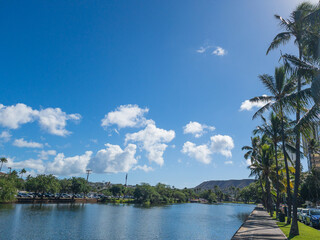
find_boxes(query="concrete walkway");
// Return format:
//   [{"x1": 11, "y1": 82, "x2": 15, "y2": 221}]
[{"x1": 232, "y1": 205, "x2": 287, "y2": 240}]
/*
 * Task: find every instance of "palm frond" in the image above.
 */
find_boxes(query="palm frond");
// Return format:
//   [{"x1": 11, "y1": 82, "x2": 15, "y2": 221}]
[
  {"x1": 267, "y1": 32, "x2": 291, "y2": 55},
  {"x1": 252, "y1": 102, "x2": 273, "y2": 120},
  {"x1": 258, "y1": 74, "x2": 277, "y2": 95},
  {"x1": 296, "y1": 104, "x2": 320, "y2": 131}
]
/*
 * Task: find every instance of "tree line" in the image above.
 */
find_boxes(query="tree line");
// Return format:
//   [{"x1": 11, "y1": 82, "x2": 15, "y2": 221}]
[{"x1": 0, "y1": 169, "x2": 262, "y2": 204}]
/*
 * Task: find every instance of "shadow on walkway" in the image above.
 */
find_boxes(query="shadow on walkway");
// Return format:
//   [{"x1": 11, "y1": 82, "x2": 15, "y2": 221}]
[{"x1": 232, "y1": 205, "x2": 287, "y2": 240}]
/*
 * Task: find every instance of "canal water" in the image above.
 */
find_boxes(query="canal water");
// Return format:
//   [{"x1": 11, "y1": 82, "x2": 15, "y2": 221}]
[{"x1": 0, "y1": 203, "x2": 255, "y2": 240}]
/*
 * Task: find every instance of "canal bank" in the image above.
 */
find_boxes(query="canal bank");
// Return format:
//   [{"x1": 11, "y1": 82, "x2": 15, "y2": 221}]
[{"x1": 232, "y1": 204, "x2": 287, "y2": 240}]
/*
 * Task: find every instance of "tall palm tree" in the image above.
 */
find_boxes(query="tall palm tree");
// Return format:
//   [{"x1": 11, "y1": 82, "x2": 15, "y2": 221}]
[
  {"x1": 250, "y1": 66, "x2": 295, "y2": 223},
  {"x1": 19, "y1": 168, "x2": 26, "y2": 178},
  {"x1": 253, "y1": 112, "x2": 282, "y2": 218},
  {"x1": 0, "y1": 157, "x2": 8, "y2": 172},
  {"x1": 249, "y1": 137, "x2": 275, "y2": 216},
  {"x1": 242, "y1": 136, "x2": 267, "y2": 207},
  {"x1": 267, "y1": 3, "x2": 319, "y2": 235}
]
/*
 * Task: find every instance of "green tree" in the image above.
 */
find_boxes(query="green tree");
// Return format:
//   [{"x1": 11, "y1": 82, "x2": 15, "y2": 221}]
[
  {"x1": 19, "y1": 168, "x2": 26, "y2": 179},
  {"x1": 59, "y1": 178, "x2": 72, "y2": 196},
  {"x1": 249, "y1": 137, "x2": 275, "y2": 216},
  {"x1": 250, "y1": 66, "x2": 295, "y2": 223},
  {"x1": 25, "y1": 174, "x2": 60, "y2": 198},
  {"x1": 267, "y1": 3, "x2": 320, "y2": 235},
  {"x1": 0, "y1": 177, "x2": 16, "y2": 202},
  {"x1": 242, "y1": 137, "x2": 267, "y2": 207},
  {"x1": 70, "y1": 177, "x2": 90, "y2": 199},
  {"x1": 0, "y1": 157, "x2": 8, "y2": 172},
  {"x1": 110, "y1": 184, "x2": 124, "y2": 197},
  {"x1": 253, "y1": 112, "x2": 283, "y2": 217}
]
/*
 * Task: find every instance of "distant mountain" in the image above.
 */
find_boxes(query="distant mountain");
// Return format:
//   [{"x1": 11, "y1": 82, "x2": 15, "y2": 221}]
[{"x1": 195, "y1": 179, "x2": 255, "y2": 192}]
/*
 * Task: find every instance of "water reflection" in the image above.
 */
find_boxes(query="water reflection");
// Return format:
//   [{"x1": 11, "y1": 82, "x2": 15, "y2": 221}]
[{"x1": 0, "y1": 203, "x2": 255, "y2": 240}]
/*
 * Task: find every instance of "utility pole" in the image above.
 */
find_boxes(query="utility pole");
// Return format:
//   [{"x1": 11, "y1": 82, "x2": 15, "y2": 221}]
[
  {"x1": 86, "y1": 169, "x2": 92, "y2": 182},
  {"x1": 8, "y1": 167, "x2": 11, "y2": 174}
]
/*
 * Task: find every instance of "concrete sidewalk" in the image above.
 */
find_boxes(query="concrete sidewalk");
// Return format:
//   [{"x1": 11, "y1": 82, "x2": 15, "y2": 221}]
[{"x1": 232, "y1": 205, "x2": 287, "y2": 240}]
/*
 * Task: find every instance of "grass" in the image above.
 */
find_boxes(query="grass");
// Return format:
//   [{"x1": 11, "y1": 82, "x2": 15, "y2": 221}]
[{"x1": 272, "y1": 214, "x2": 320, "y2": 240}]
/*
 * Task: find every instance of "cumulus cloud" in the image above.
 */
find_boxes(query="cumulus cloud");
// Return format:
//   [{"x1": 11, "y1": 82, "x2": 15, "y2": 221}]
[
  {"x1": 133, "y1": 164, "x2": 154, "y2": 172},
  {"x1": 212, "y1": 47, "x2": 227, "y2": 56},
  {"x1": 38, "y1": 108, "x2": 81, "y2": 136},
  {"x1": 37, "y1": 150, "x2": 57, "y2": 160},
  {"x1": 0, "y1": 131, "x2": 11, "y2": 142},
  {"x1": 182, "y1": 134, "x2": 234, "y2": 164},
  {"x1": 125, "y1": 122, "x2": 175, "y2": 166},
  {"x1": 88, "y1": 144, "x2": 137, "y2": 173},
  {"x1": 0, "y1": 103, "x2": 81, "y2": 136},
  {"x1": 46, "y1": 151, "x2": 92, "y2": 176},
  {"x1": 13, "y1": 138, "x2": 44, "y2": 148},
  {"x1": 183, "y1": 121, "x2": 215, "y2": 138},
  {"x1": 210, "y1": 135, "x2": 234, "y2": 158},
  {"x1": 0, "y1": 103, "x2": 38, "y2": 129},
  {"x1": 181, "y1": 141, "x2": 212, "y2": 164},
  {"x1": 7, "y1": 157, "x2": 46, "y2": 174},
  {"x1": 101, "y1": 104, "x2": 149, "y2": 129},
  {"x1": 239, "y1": 95, "x2": 271, "y2": 111}
]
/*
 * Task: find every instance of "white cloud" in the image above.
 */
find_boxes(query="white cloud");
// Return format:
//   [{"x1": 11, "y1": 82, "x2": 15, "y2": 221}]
[
  {"x1": 0, "y1": 103, "x2": 81, "y2": 136},
  {"x1": 181, "y1": 141, "x2": 212, "y2": 164},
  {"x1": 0, "y1": 131, "x2": 11, "y2": 142},
  {"x1": 125, "y1": 122, "x2": 175, "y2": 166},
  {"x1": 38, "y1": 108, "x2": 81, "y2": 136},
  {"x1": 196, "y1": 46, "x2": 209, "y2": 53},
  {"x1": 224, "y1": 160, "x2": 233, "y2": 165},
  {"x1": 88, "y1": 144, "x2": 137, "y2": 173},
  {"x1": 13, "y1": 138, "x2": 43, "y2": 148},
  {"x1": 46, "y1": 151, "x2": 92, "y2": 176},
  {"x1": 7, "y1": 157, "x2": 46, "y2": 174},
  {"x1": 183, "y1": 121, "x2": 215, "y2": 138},
  {"x1": 133, "y1": 164, "x2": 154, "y2": 172},
  {"x1": 37, "y1": 150, "x2": 57, "y2": 160},
  {"x1": 212, "y1": 47, "x2": 227, "y2": 56},
  {"x1": 239, "y1": 95, "x2": 271, "y2": 111},
  {"x1": 0, "y1": 103, "x2": 38, "y2": 129},
  {"x1": 210, "y1": 135, "x2": 234, "y2": 158},
  {"x1": 101, "y1": 104, "x2": 149, "y2": 129}
]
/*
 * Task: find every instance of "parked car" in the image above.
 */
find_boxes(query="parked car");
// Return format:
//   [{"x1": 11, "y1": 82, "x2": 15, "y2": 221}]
[
  {"x1": 305, "y1": 209, "x2": 320, "y2": 228},
  {"x1": 17, "y1": 192, "x2": 32, "y2": 198},
  {"x1": 298, "y1": 208, "x2": 309, "y2": 223}
]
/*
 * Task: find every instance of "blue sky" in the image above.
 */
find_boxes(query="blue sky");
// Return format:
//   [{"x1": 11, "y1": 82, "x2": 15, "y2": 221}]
[{"x1": 0, "y1": 0, "x2": 314, "y2": 188}]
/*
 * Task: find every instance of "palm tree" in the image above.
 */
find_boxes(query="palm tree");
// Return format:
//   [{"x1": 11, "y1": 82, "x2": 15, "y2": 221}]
[
  {"x1": 0, "y1": 157, "x2": 8, "y2": 172},
  {"x1": 253, "y1": 112, "x2": 282, "y2": 218},
  {"x1": 19, "y1": 168, "x2": 26, "y2": 178},
  {"x1": 242, "y1": 137, "x2": 267, "y2": 207},
  {"x1": 249, "y1": 136, "x2": 275, "y2": 216},
  {"x1": 250, "y1": 66, "x2": 295, "y2": 223},
  {"x1": 267, "y1": 3, "x2": 320, "y2": 235}
]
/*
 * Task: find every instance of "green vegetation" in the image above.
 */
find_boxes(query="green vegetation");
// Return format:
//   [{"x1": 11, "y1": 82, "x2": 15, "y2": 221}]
[
  {"x1": 1, "y1": 171, "x2": 258, "y2": 204},
  {"x1": 272, "y1": 214, "x2": 320, "y2": 240},
  {"x1": 243, "y1": 1, "x2": 320, "y2": 237}
]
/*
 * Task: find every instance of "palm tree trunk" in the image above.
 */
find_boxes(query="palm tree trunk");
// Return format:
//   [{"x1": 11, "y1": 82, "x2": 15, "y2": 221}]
[
  {"x1": 274, "y1": 143, "x2": 280, "y2": 219},
  {"x1": 266, "y1": 176, "x2": 273, "y2": 216},
  {"x1": 280, "y1": 111, "x2": 292, "y2": 224},
  {"x1": 259, "y1": 177, "x2": 267, "y2": 208},
  {"x1": 0, "y1": 162, "x2": 3, "y2": 171},
  {"x1": 290, "y1": 47, "x2": 303, "y2": 237}
]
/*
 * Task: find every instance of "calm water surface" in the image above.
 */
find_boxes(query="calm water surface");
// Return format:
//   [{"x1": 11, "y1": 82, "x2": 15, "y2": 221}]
[{"x1": 0, "y1": 203, "x2": 255, "y2": 240}]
